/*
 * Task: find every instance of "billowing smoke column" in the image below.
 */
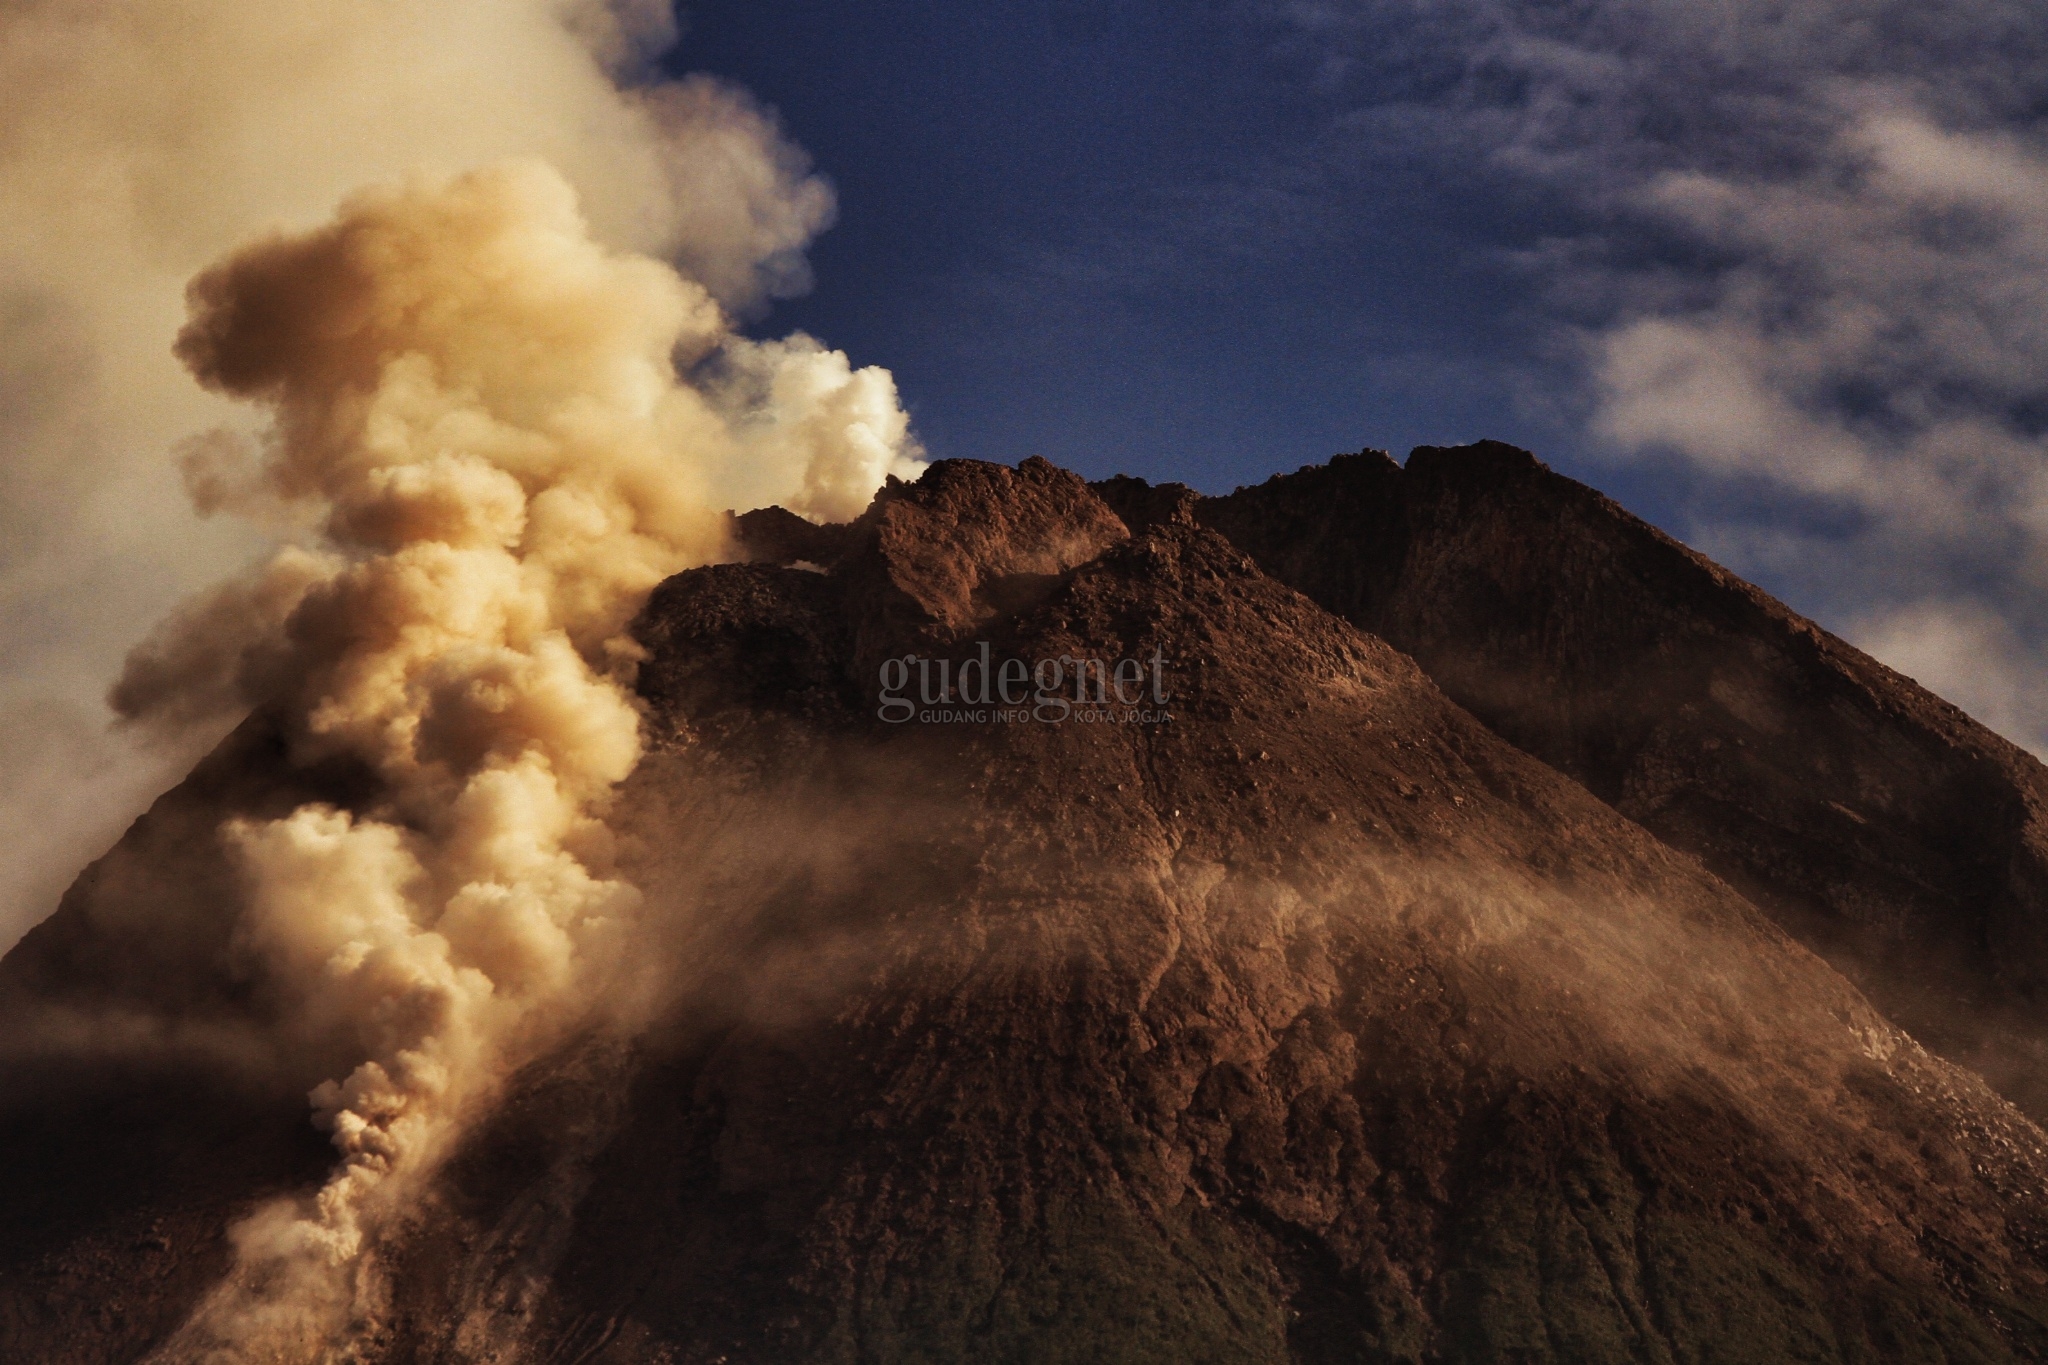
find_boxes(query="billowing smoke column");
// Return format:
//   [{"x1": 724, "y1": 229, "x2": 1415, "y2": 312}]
[
  {"x1": 0, "y1": 0, "x2": 865, "y2": 958},
  {"x1": 119, "y1": 161, "x2": 920, "y2": 1359}
]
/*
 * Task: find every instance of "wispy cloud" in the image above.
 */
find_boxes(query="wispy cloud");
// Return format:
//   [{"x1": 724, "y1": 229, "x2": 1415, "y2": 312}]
[{"x1": 1269, "y1": 0, "x2": 2048, "y2": 751}]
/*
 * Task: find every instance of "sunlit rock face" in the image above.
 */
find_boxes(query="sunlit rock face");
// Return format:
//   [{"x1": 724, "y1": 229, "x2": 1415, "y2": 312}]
[{"x1": 10, "y1": 449, "x2": 2048, "y2": 1363}]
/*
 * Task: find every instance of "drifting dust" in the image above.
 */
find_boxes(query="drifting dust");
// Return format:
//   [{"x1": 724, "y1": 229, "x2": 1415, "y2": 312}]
[{"x1": 113, "y1": 161, "x2": 918, "y2": 1360}]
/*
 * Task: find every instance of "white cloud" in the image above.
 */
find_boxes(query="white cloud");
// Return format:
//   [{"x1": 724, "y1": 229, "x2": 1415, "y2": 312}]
[
  {"x1": 1275, "y1": 0, "x2": 2048, "y2": 749},
  {"x1": 1848, "y1": 600, "x2": 2048, "y2": 756}
]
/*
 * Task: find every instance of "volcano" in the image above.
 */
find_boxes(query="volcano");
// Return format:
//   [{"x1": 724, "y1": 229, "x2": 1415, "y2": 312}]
[{"x1": 9, "y1": 446, "x2": 2048, "y2": 1363}]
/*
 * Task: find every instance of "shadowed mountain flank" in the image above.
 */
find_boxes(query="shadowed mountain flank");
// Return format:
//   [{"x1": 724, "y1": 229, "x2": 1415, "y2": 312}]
[
  {"x1": 7, "y1": 456, "x2": 2048, "y2": 1361},
  {"x1": 1154, "y1": 443, "x2": 2048, "y2": 1121}
]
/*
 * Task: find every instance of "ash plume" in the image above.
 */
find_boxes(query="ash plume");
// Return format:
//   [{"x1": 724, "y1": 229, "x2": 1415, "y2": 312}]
[
  {"x1": 119, "y1": 160, "x2": 918, "y2": 1360},
  {"x1": 0, "y1": 0, "x2": 864, "y2": 955}
]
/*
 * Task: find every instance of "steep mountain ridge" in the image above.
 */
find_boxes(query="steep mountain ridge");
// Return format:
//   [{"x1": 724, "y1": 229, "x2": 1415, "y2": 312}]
[
  {"x1": 5, "y1": 452, "x2": 2048, "y2": 1361},
  {"x1": 1101, "y1": 443, "x2": 2048, "y2": 1120}
]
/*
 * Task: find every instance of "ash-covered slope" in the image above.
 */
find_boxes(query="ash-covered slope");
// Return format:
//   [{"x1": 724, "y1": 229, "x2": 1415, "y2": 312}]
[
  {"x1": 8, "y1": 455, "x2": 2048, "y2": 1362},
  {"x1": 1121, "y1": 443, "x2": 2048, "y2": 1121}
]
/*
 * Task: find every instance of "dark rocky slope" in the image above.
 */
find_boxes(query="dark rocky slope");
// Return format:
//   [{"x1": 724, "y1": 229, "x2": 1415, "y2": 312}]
[
  {"x1": 1102, "y1": 443, "x2": 2048, "y2": 1121},
  {"x1": 6, "y1": 455, "x2": 2048, "y2": 1362}
]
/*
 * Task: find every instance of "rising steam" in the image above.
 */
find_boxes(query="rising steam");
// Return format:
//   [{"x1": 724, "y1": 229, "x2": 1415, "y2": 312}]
[{"x1": 118, "y1": 161, "x2": 918, "y2": 1359}]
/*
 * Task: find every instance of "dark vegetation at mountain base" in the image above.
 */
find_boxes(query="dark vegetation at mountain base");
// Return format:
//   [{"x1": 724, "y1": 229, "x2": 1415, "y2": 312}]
[{"x1": 10, "y1": 448, "x2": 2048, "y2": 1361}]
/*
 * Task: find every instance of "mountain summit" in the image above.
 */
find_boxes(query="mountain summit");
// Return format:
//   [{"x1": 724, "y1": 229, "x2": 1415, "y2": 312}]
[{"x1": 8, "y1": 448, "x2": 2048, "y2": 1363}]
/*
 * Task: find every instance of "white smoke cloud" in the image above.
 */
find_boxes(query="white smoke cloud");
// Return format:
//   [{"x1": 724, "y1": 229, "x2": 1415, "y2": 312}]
[
  {"x1": 1266, "y1": 0, "x2": 2048, "y2": 748},
  {"x1": 703, "y1": 332, "x2": 930, "y2": 520},
  {"x1": 0, "y1": 0, "x2": 894, "y2": 955}
]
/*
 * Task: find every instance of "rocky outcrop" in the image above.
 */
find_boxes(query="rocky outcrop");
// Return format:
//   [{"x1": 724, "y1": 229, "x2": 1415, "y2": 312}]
[{"x1": 838, "y1": 456, "x2": 1130, "y2": 679}]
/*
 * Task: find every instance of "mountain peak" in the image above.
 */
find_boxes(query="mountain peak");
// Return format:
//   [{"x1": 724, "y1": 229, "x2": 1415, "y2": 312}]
[{"x1": 10, "y1": 449, "x2": 2048, "y2": 1362}]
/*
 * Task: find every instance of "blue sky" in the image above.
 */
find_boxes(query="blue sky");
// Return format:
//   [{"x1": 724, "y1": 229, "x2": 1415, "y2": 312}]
[
  {"x1": 672, "y1": 1, "x2": 1581, "y2": 491},
  {"x1": 671, "y1": 0, "x2": 2048, "y2": 752}
]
